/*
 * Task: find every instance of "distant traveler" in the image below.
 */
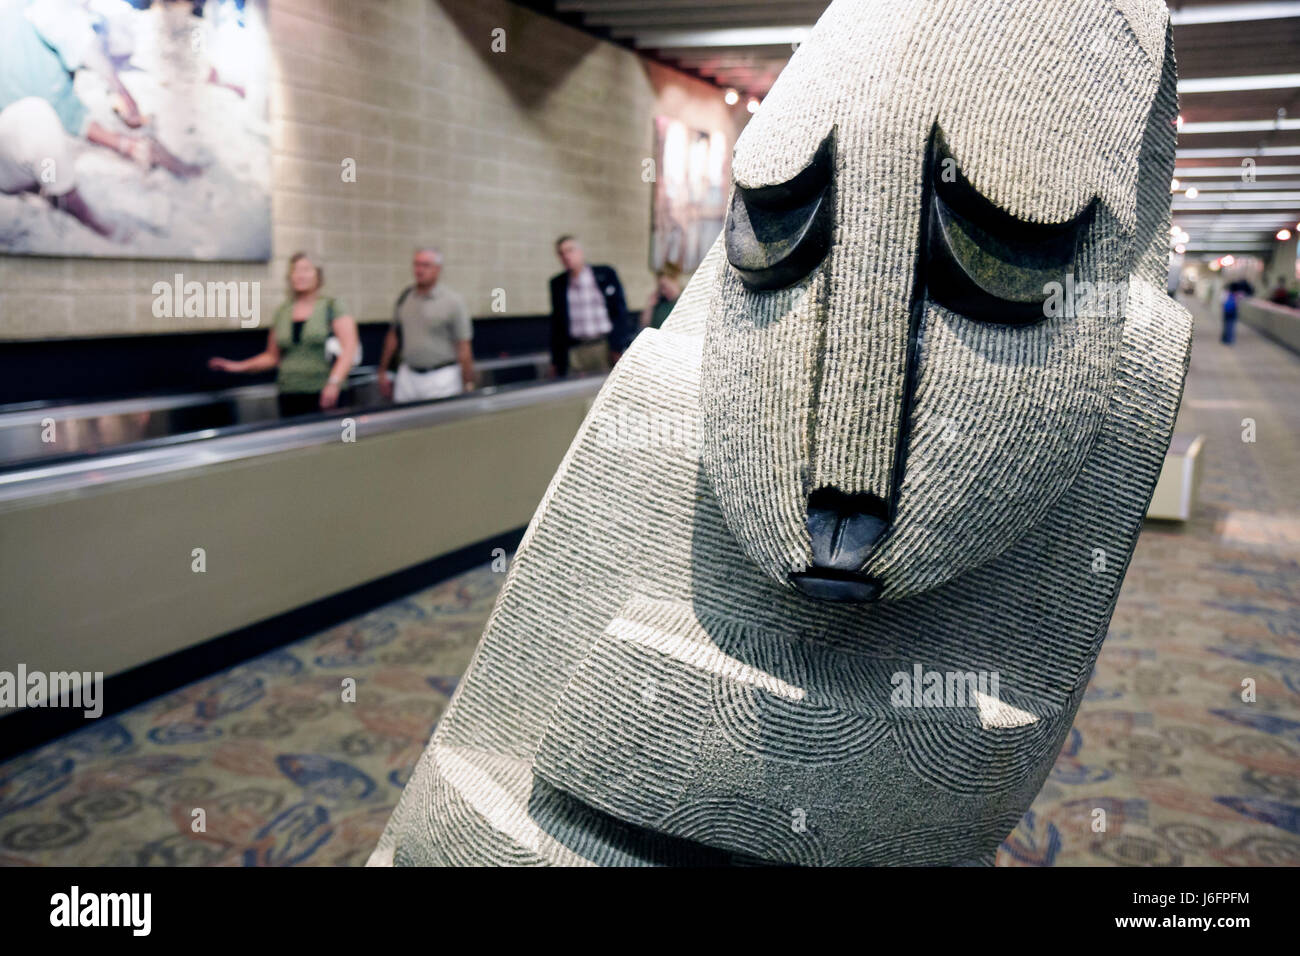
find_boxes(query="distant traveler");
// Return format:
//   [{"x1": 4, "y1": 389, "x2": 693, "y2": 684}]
[
  {"x1": 208, "y1": 252, "x2": 359, "y2": 417},
  {"x1": 1222, "y1": 286, "x2": 1239, "y2": 344},
  {"x1": 548, "y1": 235, "x2": 632, "y2": 377},
  {"x1": 1222, "y1": 279, "x2": 1255, "y2": 345},
  {"x1": 641, "y1": 263, "x2": 683, "y2": 330},
  {"x1": 378, "y1": 247, "x2": 475, "y2": 402}
]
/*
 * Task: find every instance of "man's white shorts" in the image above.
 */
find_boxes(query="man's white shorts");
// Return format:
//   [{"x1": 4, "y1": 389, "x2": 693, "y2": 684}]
[{"x1": 394, "y1": 362, "x2": 462, "y2": 402}]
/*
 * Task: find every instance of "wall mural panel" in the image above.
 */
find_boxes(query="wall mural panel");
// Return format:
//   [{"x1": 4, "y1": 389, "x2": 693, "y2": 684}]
[
  {"x1": 0, "y1": 0, "x2": 270, "y2": 260},
  {"x1": 651, "y1": 115, "x2": 729, "y2": 275}
]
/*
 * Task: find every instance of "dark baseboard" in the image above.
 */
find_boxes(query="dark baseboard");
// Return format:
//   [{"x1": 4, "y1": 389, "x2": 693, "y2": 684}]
[
  {"x1": 0, "y1": 526, "x2": 524, "y2": 763},
  {"x1": 0, "y1": 315, "x2": 552, "y2": 406}
]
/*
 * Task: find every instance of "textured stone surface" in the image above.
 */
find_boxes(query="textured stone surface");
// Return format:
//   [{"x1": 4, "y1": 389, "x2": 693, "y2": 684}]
[{"x1": 373, "y1": 0, "x2": 1193, "y2": 866}]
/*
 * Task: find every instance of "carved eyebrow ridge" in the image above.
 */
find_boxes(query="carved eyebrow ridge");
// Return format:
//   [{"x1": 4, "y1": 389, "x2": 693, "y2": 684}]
[
  {"x1": 924, "y1": 123, "x2": 1099, "y2": 325},
  {"x1": 931, "y1": 128, "x2": 1096, "y2": 247},
  {"x1": 736, "y1": 132, "x2": 834, "y2": 208},
  {"x1": 726, "y1": 130, "x2": 836, "y2": 291}
]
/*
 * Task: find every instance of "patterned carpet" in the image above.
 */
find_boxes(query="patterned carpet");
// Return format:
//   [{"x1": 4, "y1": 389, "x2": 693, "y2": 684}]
[
  {"x1": 1001, "y1": 299, "x2": 1300, "y2": 866},
  {"x1": 1, "y1": 296, "x2": 1296, "y2": 866}
]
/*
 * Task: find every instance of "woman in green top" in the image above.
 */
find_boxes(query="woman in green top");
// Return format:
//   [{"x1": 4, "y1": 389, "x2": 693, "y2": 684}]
[{"x1": 209, "y1": 252, "x2": 360, "y2": 417}]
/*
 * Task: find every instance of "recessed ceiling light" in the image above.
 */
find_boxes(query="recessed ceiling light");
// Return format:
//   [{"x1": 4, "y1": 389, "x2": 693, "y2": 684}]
[
  {"x1": 1170, "y1": 3, "x2": 1300, "y2": 27},
  {"x1": 1178, "y1": 73, "x2": 1300, "y2": 94},
  {"x1": 1179, "y1": 119, "x2": 1300, "y2": 134}
]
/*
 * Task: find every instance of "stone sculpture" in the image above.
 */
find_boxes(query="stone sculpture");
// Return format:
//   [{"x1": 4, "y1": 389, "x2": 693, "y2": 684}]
[{"x1": 371, "y1": 0, "x2": 1192, "y2": 866}]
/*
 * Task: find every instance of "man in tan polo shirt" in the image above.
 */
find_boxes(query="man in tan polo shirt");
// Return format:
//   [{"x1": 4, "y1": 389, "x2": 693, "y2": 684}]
[{"x1": 378, "y1": 247, "x2": 475, "y2": 402}]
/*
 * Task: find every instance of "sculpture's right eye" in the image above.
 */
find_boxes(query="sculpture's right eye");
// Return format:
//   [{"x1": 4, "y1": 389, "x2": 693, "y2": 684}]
[
  {"x1": 924, "y1": 127, "x2": 1095, "y2": 325},
  {"x1": 725, "y1": 134, "x2": 834, "y2": 291}
]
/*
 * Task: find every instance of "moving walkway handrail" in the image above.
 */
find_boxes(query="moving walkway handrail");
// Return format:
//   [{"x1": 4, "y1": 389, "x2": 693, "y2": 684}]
[
  {"x1": 0, "y1": 352, "x2": 551, "y2": 421},
  {"x1": 0, "y1": 374, "x2": 603, "y2": 507}
]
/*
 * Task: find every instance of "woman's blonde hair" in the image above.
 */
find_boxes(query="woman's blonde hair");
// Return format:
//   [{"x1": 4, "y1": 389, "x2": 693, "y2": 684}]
[{"x1": 287, "y1": 251, "x2": 324, "y2": 293}]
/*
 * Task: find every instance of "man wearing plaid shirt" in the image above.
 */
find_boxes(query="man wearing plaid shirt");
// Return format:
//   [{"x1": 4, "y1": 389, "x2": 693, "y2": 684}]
[{"x1": 548, "y1": 235, "x2": 633, "y2": 377}]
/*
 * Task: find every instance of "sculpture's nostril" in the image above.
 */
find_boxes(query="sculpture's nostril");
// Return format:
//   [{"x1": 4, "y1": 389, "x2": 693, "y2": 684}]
[{"x1": 806, "y1": 487, "x2": 890, "y2": 571}]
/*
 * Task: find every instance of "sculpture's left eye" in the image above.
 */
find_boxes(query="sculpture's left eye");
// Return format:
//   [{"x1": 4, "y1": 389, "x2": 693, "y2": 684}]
[
  {"x1": 925, "y1": 128, "x2": 1095, "y2": 325},
  {"x1": 725, "y1": 133, "x2": 835, "y2": 291}
]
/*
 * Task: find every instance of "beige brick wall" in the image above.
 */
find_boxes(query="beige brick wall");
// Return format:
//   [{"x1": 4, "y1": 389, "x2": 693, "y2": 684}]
[{"x1": 0, "y1": 0, "x2": 745, "y2": 340}]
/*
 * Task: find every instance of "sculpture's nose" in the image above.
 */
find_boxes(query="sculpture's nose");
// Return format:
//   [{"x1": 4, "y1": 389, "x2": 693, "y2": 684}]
[
  {"x1": 790, "y1": 487, "x2": 889, "y2": 603},
  {"x1": 806, "y1": 487, "x2": 889, "y2": 569}
]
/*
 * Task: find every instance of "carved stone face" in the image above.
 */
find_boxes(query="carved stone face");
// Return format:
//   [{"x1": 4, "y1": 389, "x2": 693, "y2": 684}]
[
  {"x1": 371, "y1": 0, "x2": 1189, "y2": 870},
  {"x1": 701, "y1": 0, "x2": 1174, "y2": 603}
]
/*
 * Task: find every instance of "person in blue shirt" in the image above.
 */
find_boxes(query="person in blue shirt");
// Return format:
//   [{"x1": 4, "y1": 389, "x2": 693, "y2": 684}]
[{"x1": 1221, "y1": 279, "x2": 1254, "y2": 345}]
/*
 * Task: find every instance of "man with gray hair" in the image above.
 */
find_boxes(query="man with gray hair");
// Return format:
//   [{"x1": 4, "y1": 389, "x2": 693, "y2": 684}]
[{"x1": 378, "y1": 247, "x2": 475, "y2": 402}]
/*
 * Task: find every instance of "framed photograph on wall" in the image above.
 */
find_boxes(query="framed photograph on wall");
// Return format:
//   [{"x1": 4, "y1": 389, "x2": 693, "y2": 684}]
[
  {"x1": 0, "y1": 0, "x2": 271, "y2": 260},
  {"x1": 651, "y1": 115, "x2": 730, "y2": 275}
]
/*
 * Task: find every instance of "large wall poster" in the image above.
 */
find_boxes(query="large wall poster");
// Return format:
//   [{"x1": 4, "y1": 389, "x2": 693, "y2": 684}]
[
  {"x1": 651, "y1": 116, "x2": 730, "y2": 274},
  {"x1": 0, "y1": 0, "x2": 270, "y2": 260}
]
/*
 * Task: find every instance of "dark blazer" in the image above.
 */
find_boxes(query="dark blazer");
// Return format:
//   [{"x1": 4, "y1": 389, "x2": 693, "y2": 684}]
[{"x1": 549, "y1": 264, "x2": 633, "y2": 377}]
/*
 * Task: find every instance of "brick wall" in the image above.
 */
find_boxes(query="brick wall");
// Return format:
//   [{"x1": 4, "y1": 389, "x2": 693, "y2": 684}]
[{"x1": 0, "y1": 0, "x2": 746, "y2": 339}]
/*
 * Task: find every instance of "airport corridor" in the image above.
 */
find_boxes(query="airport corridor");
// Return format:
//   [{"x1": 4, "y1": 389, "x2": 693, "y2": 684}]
[{"x1": 0, "y1": 296, "x2": 1297, "y2": 867}]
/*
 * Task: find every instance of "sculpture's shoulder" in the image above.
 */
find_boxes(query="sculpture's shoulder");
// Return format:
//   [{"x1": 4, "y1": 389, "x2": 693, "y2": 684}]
[
  {"x1": 1119, "y1": 276, "x2": 1193, "y2": 432},
  {"x1": 431, "y1": 322, "x2": 710, "y2": 751},
  {"x1": 659, "y1": 236, "x2": 723, "y2": 338},
  {"x1": 514, "y1": 320, "x2": 708, "y2": 585}
]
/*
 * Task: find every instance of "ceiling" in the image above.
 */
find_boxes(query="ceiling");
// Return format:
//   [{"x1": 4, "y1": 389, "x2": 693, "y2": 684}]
[{"x1": 523, "y1": 0, "x2": 1300, "y2": 262}]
